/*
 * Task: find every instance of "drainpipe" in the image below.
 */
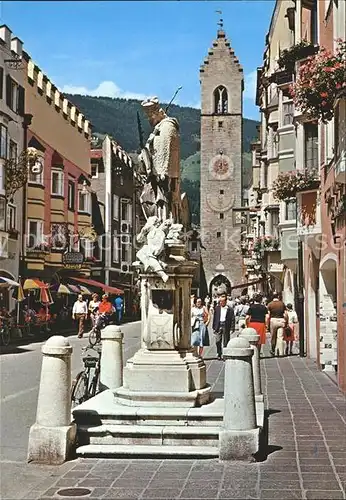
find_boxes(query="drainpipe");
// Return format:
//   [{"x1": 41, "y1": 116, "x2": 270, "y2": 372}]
[
  {"x1": 297, "y1": 238, "x2": 305, "y2": 357},
  {"x1": 20, "y1": 114, "x2": 33, "y2": 274}
]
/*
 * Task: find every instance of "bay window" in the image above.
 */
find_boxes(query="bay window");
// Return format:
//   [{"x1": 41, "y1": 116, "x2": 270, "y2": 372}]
[
  {"x1": 51, "y1": 170, "x2": 64, "y2": 196},
  {"x1": 27, "y1": 219, "x2": 44, "y2": 248},
  {"x1": 78, "y1": 191, "x2": 90, "y2": 213},
  {"x1": 0, "y1": 124, "x2": 8, "y2": 159},
  {"x1": 0, "y1": 197, "x2": 5, "y2": 230}
]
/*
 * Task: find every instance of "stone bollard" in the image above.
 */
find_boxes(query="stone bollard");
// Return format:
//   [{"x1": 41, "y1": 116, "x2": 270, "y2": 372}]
[
  {"x1": 27, "y1": 336, "x2": 76, "y2": 464},
  {"x1": 219, "y1": 336, "x2": 260, "y2": 461},
  {"x1": 240, "y1": 327, "x2": 263, "y2": 403},
  {"x1": 100, "y1": 325, "x2": 124, "y2": 391}
]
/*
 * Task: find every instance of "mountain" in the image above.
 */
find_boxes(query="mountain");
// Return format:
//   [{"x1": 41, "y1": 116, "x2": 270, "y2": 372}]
[
  {"x1": 66, "y1": 94, "x2": 258, "y2": 224},
  {"x1": 66, "y1": 94, "x2": 259, "y2": 161}
]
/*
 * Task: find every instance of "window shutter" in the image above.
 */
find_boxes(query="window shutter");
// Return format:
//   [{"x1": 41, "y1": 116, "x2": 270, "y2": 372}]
[
  {"x1": 17, "y1": 86, "x2": 25, "y2": 116},
  {"x1": 0, "y1": 68, "x2": 3, "y2": 99},
  {"x1": 6, "y1": 75, "x2": 12, "y2": 108}
]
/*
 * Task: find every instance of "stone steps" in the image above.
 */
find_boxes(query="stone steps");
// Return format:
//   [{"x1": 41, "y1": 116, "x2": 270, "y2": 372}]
[
  {"x1": 76, "y1": 444, "x2": 219, "y2": 458},
  {"x1": 77, "y1": 424, "x2": 221, "y2": 447}
]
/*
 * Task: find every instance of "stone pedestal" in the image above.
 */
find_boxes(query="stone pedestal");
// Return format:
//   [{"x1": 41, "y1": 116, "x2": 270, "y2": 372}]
[
  {"x1": 240, "y1": 327, "x2": 263, "y2": 403},
  {"x1": 219, "y1": 337, "x2": 259, "y2": 461},
  {"x1": 100, "y1": 325, "x2": 124, "y2": 391},
  {"x1": 28, "y1": 336, "x2": 76, "y2": 464},
  {"x1": 115, "y1": 257, "x2": 211, "y2": 407}
]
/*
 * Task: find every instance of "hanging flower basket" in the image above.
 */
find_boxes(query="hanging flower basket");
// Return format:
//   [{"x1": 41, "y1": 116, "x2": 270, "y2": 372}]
[
  {"x1": 272, "y1": 169, "x2": 320, "y2": 201},
  {"x1": 290, "y1": 40, "x2": 346, "y2": 123},
  {"x1": 277, "y1": 41, "x2": 319, "y2": 73}
]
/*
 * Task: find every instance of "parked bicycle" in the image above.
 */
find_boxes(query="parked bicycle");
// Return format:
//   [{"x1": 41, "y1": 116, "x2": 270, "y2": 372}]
[
  {"x1": 71, "y1": 344, "x2": 101, "y2": 408},
  {"x1": 0, "y1": 317, "x2": 11, "y2": 346}
]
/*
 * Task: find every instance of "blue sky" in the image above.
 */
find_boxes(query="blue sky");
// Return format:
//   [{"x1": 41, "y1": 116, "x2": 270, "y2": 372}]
[{"x1": 1, "y1": 1, "x2": 275, "y2": 120}]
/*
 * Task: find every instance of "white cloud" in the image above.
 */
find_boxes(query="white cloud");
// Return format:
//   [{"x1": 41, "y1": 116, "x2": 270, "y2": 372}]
[
  {"x1": 244, "y1": 70, "x2": 258, "y2": 101},
  {"x1": 61, "y1": 80, "x2": 149, "y2": 101}
]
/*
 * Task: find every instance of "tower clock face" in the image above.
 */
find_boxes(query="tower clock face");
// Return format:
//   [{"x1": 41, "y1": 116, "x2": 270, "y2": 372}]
[{"x1": 209, "y1": 153, "x2": 233, "y2": 180}]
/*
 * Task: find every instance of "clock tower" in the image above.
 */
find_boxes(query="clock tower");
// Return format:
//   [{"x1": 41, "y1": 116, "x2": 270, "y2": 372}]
[{"x1": 199, "y1": 26, "x2": 244, "y2": 296}]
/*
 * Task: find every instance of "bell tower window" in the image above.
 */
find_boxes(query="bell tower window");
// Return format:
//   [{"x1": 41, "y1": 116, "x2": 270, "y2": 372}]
[{"x1": 214, "y1": 85, "x2": 228, "y2": 114}]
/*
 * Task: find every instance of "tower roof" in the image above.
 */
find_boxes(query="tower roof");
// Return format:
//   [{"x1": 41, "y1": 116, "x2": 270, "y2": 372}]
[{"x1": 200, "y1": 28, "x2": 243, "y2": 75}]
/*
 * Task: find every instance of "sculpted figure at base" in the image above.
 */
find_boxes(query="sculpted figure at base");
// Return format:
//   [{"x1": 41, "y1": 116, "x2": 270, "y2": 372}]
[{"x1": 138, "y1": 97, "x2": 181, "y2": 222}]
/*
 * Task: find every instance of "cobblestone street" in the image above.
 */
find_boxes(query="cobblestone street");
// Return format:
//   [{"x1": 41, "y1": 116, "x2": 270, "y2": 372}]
[{"x1": 17, "y1": 348, "x2": 346, "y2": 500}]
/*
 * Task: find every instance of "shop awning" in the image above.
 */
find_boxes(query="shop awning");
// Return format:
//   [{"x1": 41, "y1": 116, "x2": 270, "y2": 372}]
[
  {"x1": 0, "y1": 277, "x2": 20, "y2": 288},
  {"x1": 71, "y1": 277, "x2": 124, "y2": 295}
]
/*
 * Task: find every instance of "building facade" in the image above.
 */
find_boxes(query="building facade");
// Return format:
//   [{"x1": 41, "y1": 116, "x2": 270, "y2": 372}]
[
  {"x1": 90, "y1": 135, "x2": 138, "y2": 313},
  {"x1": 0, "y1": 25, "x2": 25, "y2": 310},
  {"x1": 21, "y1": 50, "x2": 93, "y2": 282},
  {"x1": 199, "y1": 27, "x2": 244, "y2": 297},
  {"x1": 244, "y1": 0, "x2": 346, "y2": 392}
]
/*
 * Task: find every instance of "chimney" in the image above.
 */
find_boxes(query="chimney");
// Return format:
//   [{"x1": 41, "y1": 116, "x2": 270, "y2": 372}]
[
  {"x1": 11, "y1": 37, "x2": 23, "y2": 58},
  {"x1": 0, "y1": 25, "x2": 12, "y2": 48}
]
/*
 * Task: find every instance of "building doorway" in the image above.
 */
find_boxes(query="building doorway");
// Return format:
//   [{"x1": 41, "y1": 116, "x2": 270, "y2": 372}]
[
  {"x1": 209, "y1": 274, "x2": 231, "y2": 297},
  {"x1": 319, "y1": 255, "x2": 337, "y2": 377}
]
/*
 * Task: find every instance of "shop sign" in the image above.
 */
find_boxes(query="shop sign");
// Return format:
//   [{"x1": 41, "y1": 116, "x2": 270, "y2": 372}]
[
  {"x1": 62, "y1": 252, "x2": 84, "y2": 269},
  {"x1": 268, "y1": 263, "x2": 284, "y2": 273}
]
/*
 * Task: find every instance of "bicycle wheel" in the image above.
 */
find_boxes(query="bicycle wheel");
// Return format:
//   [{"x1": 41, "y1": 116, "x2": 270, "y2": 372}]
[
  {"x1": 71, "y1": 371, "x2": 88, "y2": 407},
  {"x1": 89, "y1": 367, "x2": 100, "y2": 398},
  {"x1": 1, "y1": 326, "x2": 10, "y2": 346},
  {"x1": 88, "y1": 328, "x2": 98, "y2": 346}
]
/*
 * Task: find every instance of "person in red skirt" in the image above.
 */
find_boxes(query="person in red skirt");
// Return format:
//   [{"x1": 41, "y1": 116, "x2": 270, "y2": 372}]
[{"x1": 246, "y1": 293, "x2": 269, "y2": 355}]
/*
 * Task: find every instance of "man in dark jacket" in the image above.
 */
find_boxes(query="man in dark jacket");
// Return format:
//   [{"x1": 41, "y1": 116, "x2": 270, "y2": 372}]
[{"x1": 212, "y1": 293, "x2": 235, "y2": 360}]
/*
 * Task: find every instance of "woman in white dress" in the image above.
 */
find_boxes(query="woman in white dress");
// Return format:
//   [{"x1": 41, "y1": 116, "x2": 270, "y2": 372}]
[{"x1": 191, "y1": 298, "x2": 210, "y2": 356}]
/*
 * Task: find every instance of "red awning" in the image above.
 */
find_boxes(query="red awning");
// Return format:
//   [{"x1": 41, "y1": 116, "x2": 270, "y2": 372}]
[{"x1": 71, "y1": 277, "x2": 124, "y2": 295}]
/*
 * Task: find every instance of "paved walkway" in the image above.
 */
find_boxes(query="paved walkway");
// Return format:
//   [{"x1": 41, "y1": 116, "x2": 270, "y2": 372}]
[{"x1": 9, "y1": 350, "x2": 346, "y2": 500}]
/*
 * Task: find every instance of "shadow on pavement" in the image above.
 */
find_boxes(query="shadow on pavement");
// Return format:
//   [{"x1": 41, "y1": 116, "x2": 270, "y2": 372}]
[{"x1": 254, "y1": 408, "x2": 283, "y2": 462}]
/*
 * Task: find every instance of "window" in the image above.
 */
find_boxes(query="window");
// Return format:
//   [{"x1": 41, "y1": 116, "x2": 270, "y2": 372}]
[
  {"x1": 0, "y1": 160, "x2": 4, "y2": 193},
  {"x1": 0, "y1": 67, "x2": 3, "y2": 99},
  {"x1": 0, "y1": 124, "x2": 8, "y2": 159},
  {"x1": 285, "y1": 199, "x2": 297, "y2": 221},
  {"x1": 51, "y1": 223, "x2": 67, "y2": 250},
  {"x1": 80, "y1": 238, "x2": 93, "y2": 258},
  {"x1": 68, "y1": 181, "x2": 75, "y2": 210},
  {"x1": 121, "y1": 199, "x2": 132, "y2": 222},
  {"x1": 51, "y1": 170, "x2": 64, "y2": 196},
  {"x1": 271, "y1": 210, "x2": 280, "y2": 238},
  {"x1": 27, "y1": 219, "x2": 43, "y2": 248},
  {"x1": 7, "y1": 204, "x2": 16, "y2": 230},
  {"x1": 9, "y1": 140, "x2": 17, "y2": 161},
  {"x1": 91, "y1": 163, "x2": 98, "y2": 178},
  {"x1": 216, "y1": 231, "x2": 221, "y2": 238},
  {"x1": 218, "y1": 121, "x2": 223, "y2": 129},
  {"x1": 220, "y1": 190, "x2": 224, "y2": 195},
  {"x1": 121, "y1": 240, "x2": 131, "y2": 262},
  {"x1": 220, "y1": 213, "x2": 224, "y2": 220},
  {"x1": 78, "y1": 191, "x2": 90, "y2": 213},
  {"x1": 191, "y1": 241, "x2": 198, "y2": 251},
  {"x1": 113, "y1": 194, "x2": 119, "y2": 220},
  {"x1": 28, "y1": 157, "x2": 44, "y2": 184},
  {"x1": 214, "y1": 85, "x2": 228, "y2": 114},
  {"x1": 5, "y1": 75, "x2": 23, "y2": 114},
  {"x1": 113, "y1": 235, "x2": 120, "y2": 263},
  {"x1": 282, "y1": 101, "x2": 294, "y2": 126},
  {"x1": 304, "y1": 123, "x2": 318, "y2": 170},
  {"x1": 0, "y1": 198, "x2": 5, "y2": 230}
]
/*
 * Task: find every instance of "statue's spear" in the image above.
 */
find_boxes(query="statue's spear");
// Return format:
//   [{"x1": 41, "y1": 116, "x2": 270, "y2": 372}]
[{"x1": 165, "y1": 86, "x2": 183, "y2": 113}]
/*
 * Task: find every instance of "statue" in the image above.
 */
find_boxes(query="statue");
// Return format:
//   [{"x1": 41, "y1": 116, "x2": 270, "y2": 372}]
[
  {"x1": 133, "y1": 216, "x2": 173, "y2": 282},
  {"x1": 138, "y1": 97, "x2": 181, "y2": 222}
]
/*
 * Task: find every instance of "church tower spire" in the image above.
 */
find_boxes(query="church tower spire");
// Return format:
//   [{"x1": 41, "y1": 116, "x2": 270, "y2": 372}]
[{"x1": 199, "y1": 24, "x2": 244, "y2": 296}]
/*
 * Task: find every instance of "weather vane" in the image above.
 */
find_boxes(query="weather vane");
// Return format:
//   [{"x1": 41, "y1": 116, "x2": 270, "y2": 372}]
[{"x1": 216, "y1": 9, "x2": 223, "y2": 30}]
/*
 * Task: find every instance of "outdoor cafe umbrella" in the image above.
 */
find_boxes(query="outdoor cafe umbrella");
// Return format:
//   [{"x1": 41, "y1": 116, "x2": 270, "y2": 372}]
[
  {"x1": 23, "y1": 279, "x2": 48, "y2": 290},
  {"x1": 79, "y1": 285, "x2": 92, "y2": 295},
  {"x1": 0, "y1": 277, "x2": 20, "y2": 288}
]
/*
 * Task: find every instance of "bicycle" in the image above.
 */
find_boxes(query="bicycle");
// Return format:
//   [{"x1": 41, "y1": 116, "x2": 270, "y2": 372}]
[
  {"x1": 88, "y1": 313, "x2": 109, "y2": 346},
  {"x1": 71, "y1": 344, "x2": 101, "y2": 408},
  {"x1": 0, "y1": 317, "x2": 11, "y2": 346}
]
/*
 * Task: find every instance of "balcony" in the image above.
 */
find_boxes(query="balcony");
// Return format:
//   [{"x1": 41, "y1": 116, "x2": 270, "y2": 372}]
[{"x1": 25, "y1": 243, "x2": 51, "y2": 259}]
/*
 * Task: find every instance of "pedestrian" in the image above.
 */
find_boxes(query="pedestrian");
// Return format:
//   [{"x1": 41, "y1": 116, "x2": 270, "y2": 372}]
[
  {"x1": 204, "y1": 294, "x2": 211, "y2": 310},
  {"x1": 284, "y1": 303, "x2": 298, "y2": 355},
  {"x1": 212, "y1": 292, "x2": 235, "y2": 360},
  {"x1": 191, "y1": 297, "x2": 210, "y2": 357},
  {"x1": 113, "y1": 295, "x2": 124, "y2": 324},
  {"x1": 72, "y1": 294, "x2": 88, "y2": 338},
  {"x1": 235, "y1": 297, "x2": 249, "y2": 332},
  {"x1": 267, "y1": 292, "x2": 288, "y2": 356},
  {"x1": 245, "y1": 293, "x2": 269, "y2": 355},
  {"x1": 190, "y1": 294, "x2": 196, "y2": 308},
  {"x1": 88, "y1": 293, "x2": 100, "y2": 327}
]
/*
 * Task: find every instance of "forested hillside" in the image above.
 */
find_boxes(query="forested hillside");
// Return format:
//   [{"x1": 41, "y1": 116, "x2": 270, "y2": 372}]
[{"x1": 67, "y1": 94, "x2": 259, "y2": 223}]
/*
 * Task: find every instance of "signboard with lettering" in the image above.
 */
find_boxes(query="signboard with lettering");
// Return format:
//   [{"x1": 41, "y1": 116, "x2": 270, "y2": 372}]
[{"x1": 62, "y1": 252, "x2": 84, "y2": 269}]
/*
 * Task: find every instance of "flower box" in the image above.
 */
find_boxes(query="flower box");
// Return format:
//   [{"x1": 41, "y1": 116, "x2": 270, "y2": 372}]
[
  {"x1": 278, "y1": 41, "x2": 319, "y2": 73},
  {"x1": 8, "y1": 228, "x2": 19, "y2": 240},
  {"x1": 273, "y1": 169, "x2": 320, "y2": 201},
  {"x1": 290, "y1": 40, "x2": 346, "y2": 123}
]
